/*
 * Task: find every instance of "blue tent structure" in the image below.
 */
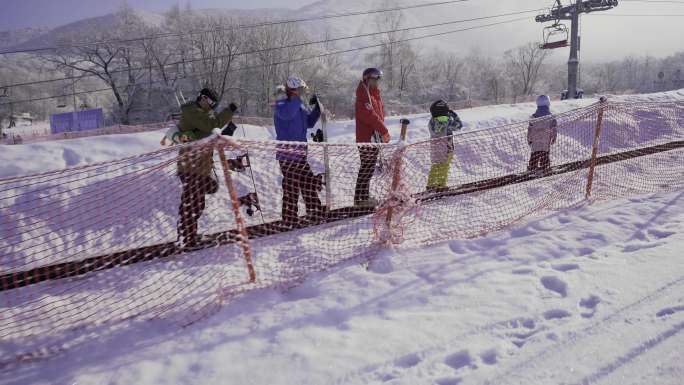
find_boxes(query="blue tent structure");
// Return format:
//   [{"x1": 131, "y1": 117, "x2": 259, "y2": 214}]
[{"x1": 50, "y1": 108, "x2": 104, "y2": 134}]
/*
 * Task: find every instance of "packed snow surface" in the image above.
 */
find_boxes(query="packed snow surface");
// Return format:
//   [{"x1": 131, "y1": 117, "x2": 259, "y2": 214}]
[
  {"x1": 3, "y1": 189, "x2": 683, "y2": 385},
  {"x1": 1, "y1": 90, "x2": 683, "y2": 384}
]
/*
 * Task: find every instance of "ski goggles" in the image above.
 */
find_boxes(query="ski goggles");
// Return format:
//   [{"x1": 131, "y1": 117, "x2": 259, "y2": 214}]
[{"x1": 201, "y1": 95, "x2": 217, "y2": 108}]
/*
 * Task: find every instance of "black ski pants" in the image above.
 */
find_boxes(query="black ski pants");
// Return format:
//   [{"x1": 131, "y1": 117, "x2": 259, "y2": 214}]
[
  {"x1": 354, "y1": 145, "x2": 379, "y2": 204},
  {"x1": 177, "y1": 173, "x2": 218, "y2": 245},
  {"x1": 279, "y1": 159, "x2": 323, "y2": 226}
]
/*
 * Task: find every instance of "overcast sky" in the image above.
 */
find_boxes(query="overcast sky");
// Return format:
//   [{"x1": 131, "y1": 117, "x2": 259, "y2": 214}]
[
  {"x1": 0, "y1": 0, "x2": 318, "y2": 29},
  {"x1": 1, "y1": 0, "x2": 682, "y2": 59}
]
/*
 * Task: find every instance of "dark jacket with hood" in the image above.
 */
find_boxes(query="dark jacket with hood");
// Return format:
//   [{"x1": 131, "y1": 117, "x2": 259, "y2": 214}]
[{"x1": 176, "y1": 101, "x2": 234, "y2": 177}]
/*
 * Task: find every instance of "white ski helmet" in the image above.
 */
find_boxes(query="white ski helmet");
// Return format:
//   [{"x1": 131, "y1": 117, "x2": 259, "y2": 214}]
[{"x1": 286, "y1": 75, "x2": 307, "y2": 90}]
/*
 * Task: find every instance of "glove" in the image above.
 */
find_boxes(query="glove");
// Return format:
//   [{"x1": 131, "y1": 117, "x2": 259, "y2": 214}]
[
  {"x1": 222, "y1": 122, "x2": 237, "y2": 136},
  {"x1": 311, "y1": 128, "x2": 324, "y2": 143},
  {"x1": 309, "y1": 95, "x2": 319, "y2": 109},
  {"x1": 382, "y1": 132, "x2": 391, "y2": 143},
  {"x1": 228, "y1": 103, "x2": 238, "y2": 113}
]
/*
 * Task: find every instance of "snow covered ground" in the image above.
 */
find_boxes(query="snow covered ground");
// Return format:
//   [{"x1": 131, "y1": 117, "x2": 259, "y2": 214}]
[
  {"x1": 2, "y1": 89, "x2": 683, "y2": 178},
  {"x1": 1, "y1": 90, "x2": 683, "y2": 384},
  {"x1": 3, "y1": 189, "x2": 683, "y2": 385}
]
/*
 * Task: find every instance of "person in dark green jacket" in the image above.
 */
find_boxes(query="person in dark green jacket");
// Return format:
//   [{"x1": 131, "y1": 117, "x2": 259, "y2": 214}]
[{"x1": 176, "y1": 88, "x2": 238, "y2": 248}]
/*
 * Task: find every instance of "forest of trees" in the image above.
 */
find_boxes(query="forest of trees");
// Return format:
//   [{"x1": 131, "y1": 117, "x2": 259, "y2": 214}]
[{"x1": 1, "y1": 4, "x2": 683, "y2": 126}]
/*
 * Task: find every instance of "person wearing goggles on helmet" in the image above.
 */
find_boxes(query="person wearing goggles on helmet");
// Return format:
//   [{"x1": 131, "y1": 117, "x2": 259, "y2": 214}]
[
  {"x1": 173, "y1": 87, "x2": 238, "y2": 249},
  {"x1": 273, "y1": 75, "x2": 324, "y2": 228},
  {"x1": 353, "y1": 67, "x2": 390, "y2": 207}
]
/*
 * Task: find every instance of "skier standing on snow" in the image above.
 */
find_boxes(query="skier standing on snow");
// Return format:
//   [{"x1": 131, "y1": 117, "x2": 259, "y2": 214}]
[
  {"x1": 274, "y1": 75, "x2": 324, "y2": 228},
  {"x1": 426, "y1": 100, "x2": 462, "y2": 191},
  {"x1": 527, "y1": 95, "x2": 558, "y2": 175},
  {"x1": 354, "y1": 67, "x2": 390, "y2": 207},
  {"x1": 176, "y1": 88, "x2": 238, "y2": 248}
]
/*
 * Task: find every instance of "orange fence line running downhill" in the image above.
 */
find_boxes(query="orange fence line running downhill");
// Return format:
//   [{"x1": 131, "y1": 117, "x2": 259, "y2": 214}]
[{"x1": 0, "y1": 99, "x2": 683, "y2": 368}]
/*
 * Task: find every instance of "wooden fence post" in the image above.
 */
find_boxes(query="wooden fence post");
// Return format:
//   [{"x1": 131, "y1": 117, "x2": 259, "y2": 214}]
[
  {"x1": 384, "y1": 119, "x2": 411, "y2": 234},
  {"x1": 585, "y1": 97, "x2": 608, "y2": 199},
  {"x1": 217, "y1": 138, "x2": 257, "y2": 283}
]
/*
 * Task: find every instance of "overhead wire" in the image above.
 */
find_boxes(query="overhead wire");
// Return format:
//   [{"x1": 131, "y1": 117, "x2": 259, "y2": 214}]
[
  {"x1": 0, "y1": 8, "x2": 546, "y2": 90},
  {"x1": 0, "y1": 17, "x2": 531, "y2": 106},
  {"x1": 0, "y1": 0, "x2": 471, "y2": 55}
]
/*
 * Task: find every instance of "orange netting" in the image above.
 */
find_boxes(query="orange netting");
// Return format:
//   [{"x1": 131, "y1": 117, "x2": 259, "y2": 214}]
[{"x1": 1, "y1": 100, "x2": 683, "y2": 367}]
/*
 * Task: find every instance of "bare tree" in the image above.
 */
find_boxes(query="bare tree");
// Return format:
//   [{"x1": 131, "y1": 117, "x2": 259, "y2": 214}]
[
  {"x1": 241, "y1": 21, "x2": 314, "y2": 115},
  {"x1": 44, "y1": 6, "x2": 149, "y2": 124},
  {"x1": 505, "y1": 42, "x2": 549, "y2": 101},
  {"x1": 371, "y1": 0, "x2": 409, "y2": 90},
  {"x1": 185, "y1": 14, "x2": 244, "y2": 101},
  {"x1": 439, "y1": 53, "x2": 465, "y2": 101},
  {"x1": 396, "y1": 43, "x2": 418, "y2": 97}
]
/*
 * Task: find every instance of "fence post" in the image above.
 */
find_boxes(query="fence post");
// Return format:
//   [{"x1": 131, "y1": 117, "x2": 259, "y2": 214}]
[
  {"x1": 384, "y1": 119, "x2": 411, "y2": 236},
  {"x1": 585, "y1": 97, "x2": 608, "y2": 199},
  {"x1": 216, "y1": 138, "x2": 257, "y2": 283}
]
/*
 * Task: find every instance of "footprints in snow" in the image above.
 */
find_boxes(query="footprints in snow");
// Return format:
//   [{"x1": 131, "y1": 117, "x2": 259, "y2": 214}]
[
  {"x1": 505, "y1": 317, "x2": 539, "y2": 348},
  {"x1": 394, "y1": 353, "x2": 421, "y2": 369},
  {"x1": 623, "y1": 228, "x2": 675, "y2": 252},
  {"x1": 551, "y1": 263, "x2": 580, "y2": 272},
  {"x1": 444, "y1": 350, "x2": 474, "y2": 371},
  {"x1": 543, "y1": 309, "x2": 572, "y2": 320},
  {"x1": 536, "y1": 262, "x2": 602, "y2": 319},
  {"x1": 479, "y1": 348, "x2": 498, "y2": 365},
  {"x1": 373, "y1": 346, "x2": 499, "y2": 384},
  {"x1": 540, "y1": 276, "x2": 568, "y2": 297},
  {"x1": 508, "y1": 260, "x2": 603, "y2": 341},
  {"x1": 579, "y1": 294, "x2": 601, "y2": 318}
]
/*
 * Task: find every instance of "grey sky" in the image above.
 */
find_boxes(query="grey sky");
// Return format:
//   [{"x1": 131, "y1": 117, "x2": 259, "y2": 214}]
[
  {"x1": 0, "y1": 0, "x2": 318, "y2": 29},
  {"x1": 1, "y1": 0, "x2": 682, "y2": 59}
]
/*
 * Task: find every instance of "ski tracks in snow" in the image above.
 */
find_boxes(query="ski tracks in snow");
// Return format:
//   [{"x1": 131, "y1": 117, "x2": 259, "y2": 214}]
[
  {"x1": 487, "y1": 273, "x2": 684, "y2": 385},
  {"x1": 334, "y1": 267, "x2": 684, "y2": 385},
  {"x1": 331, "y1": 208, "x2": 684, "y2": 385}
]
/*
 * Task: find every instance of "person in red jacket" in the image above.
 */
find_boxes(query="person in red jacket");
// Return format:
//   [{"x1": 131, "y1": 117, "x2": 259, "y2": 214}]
[{"x1": 354, "y1": 67, "x2": 390, "y2": 206}]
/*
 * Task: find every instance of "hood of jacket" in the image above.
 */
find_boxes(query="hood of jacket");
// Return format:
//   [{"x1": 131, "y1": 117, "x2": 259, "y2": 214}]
[{"x1": 532, "y1": 105, "x2": 552, "y2": 118}]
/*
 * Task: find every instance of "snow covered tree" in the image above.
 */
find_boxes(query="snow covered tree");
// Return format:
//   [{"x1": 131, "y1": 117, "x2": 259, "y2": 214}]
[
  {"x1": 44, "y1": 5, "x2": 150, "y2": 124},
  {"x1": 505, "y1": 42, "x2": 548, "y2": 102}
]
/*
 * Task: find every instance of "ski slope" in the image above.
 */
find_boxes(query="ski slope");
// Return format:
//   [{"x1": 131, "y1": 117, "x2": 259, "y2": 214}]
[
  {"x1": 2, "y1": 89, "x2": 683, "y2": 178},
  {"x1": 1, "y1": 90, "x2": 683, "y2": 384},
  {"x1": 3, "y1": 189, "x2": 683, "y2": 385}
]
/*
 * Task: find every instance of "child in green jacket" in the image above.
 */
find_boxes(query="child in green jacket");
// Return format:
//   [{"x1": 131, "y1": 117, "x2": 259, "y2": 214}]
[{"x1": 427, "y1": 100, "x2": 462, "y2": 191}]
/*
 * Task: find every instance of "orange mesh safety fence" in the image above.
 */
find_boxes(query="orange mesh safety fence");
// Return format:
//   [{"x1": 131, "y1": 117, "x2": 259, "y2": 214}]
[{"x1": 1, "y1": 100, "x2": 683, "y2": 367}]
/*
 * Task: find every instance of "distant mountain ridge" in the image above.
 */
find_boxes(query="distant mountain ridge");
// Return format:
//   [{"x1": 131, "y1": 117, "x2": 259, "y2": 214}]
[
  {"x1": 0, "y1": 1, "x2": 450, "y2": 54},
  {"x1": 0, "y1": 27, "x2": 51, "y2": 50}
]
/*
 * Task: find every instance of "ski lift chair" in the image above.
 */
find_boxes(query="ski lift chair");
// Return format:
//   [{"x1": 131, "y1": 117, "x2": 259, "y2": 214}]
[
  {"x1": 540, "y1": 22, "x2": 569, "y2": 50},
  {"x1": 56, "y1": 95, "x2": 68, "y2": 108}
]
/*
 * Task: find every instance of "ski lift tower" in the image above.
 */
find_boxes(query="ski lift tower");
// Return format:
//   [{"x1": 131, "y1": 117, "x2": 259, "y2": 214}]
[
  {"x1": 0, "y1": 88, "x2": 7, "y2": 136},
  {"x1": 536, "y1": 0, "x2": 619, "y2": 99}
]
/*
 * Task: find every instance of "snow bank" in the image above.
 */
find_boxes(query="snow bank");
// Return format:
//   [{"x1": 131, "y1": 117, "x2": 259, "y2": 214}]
[{"x1": 2, "y1": 89, "x2": 682, "y2": 179}]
